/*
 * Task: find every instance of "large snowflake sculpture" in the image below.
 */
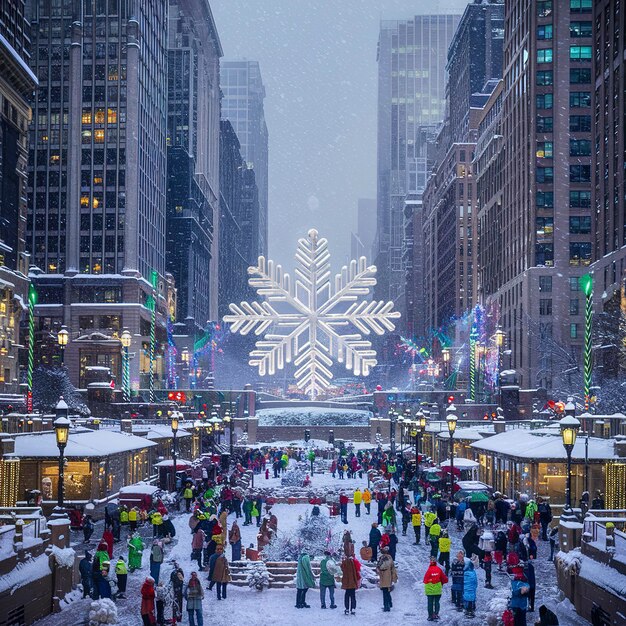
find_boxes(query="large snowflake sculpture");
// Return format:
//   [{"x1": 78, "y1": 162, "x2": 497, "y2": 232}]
[{"x1": 224, "y1": 229, "x2": 400, "y2": 398}]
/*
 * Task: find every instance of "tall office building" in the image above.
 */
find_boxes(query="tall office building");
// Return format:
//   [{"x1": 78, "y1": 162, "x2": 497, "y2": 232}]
[
  {"x1": 588, "y1": 0, "x2": 626, "y2": 377},
  {"x1": 0, "y1": 1, "x2": 36, "y2": 391},
  {"x1": 220, "y1": 60, "x2": 268, "y2": 258},
  {"x1": 375, "y1": 14, "x2": 461, "y2": 322},
  {"x1": 482, "y1": 0, "x2": 594, "y2": 389},
  {"x1": 218, "y1": 119, "x2": 255, "y2": 321},
  {"x1": 26, "y1": 0, "x2": 170, "y2": 387},
  {"x1": 166, "y1": 0, "x2": 222, "y2": 330},
  {"x1": 350, "y1": 198, "x2": 376, "y2": 261}
]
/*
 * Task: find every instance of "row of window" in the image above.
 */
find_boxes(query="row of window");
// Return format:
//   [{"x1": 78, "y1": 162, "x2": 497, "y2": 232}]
[
  {"x1": 536, "y1": 166, "x2": 591, "y2": 184},
  {"x1": 537, "y1": 0, "x2": 592, "y2": 16},
  {"x1": 535, "y1": 216, "x2": 591, "y2": 235},
  {"x1": 538, "y1": 46, "x2": 591, "y2": 64},
  {"x1": 537, "y1": 21, "x2": 591, "y2": 40},
  {"x1": 537, "y1": 115, "x2": 591, "y2": 133},
  {"x1": 536, "y1": 139, "x2": 591, "y2": 158},
  {"x1": 535, "y1": 242, "x2": 592, "y2": 267}
]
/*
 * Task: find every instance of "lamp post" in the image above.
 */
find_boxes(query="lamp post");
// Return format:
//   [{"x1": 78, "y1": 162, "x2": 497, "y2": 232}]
[
  {"x1": 446, "y1": 407, "x2": 458, "y2": 497},
  {"x1": 559, "y1": 415, "x2": 580, "y2": 511},
  {"x1": 389, "y1": 406, "x2": 397, "y2": 456},
  {"x1": 223, "y1": 409, "x2": 234, "y2": 455},
  {"x1": 442, "y1": 349, "x2": 450, "y2": 388},
  {"x1": 53, "y1": 397, "x2": 70, "y2": 514},
  {"x1": 171, "y1": 411, "x2": 179, "y2": 493},
  {"x1": 494, "y1": 326, "x2": 505, "y2": 392},
  {"x1": 120, "y1": 329, "x2": 132, "y2": 402},
  {"x1": 57, "y1": 325, "x2": 69, "y2": 365}
]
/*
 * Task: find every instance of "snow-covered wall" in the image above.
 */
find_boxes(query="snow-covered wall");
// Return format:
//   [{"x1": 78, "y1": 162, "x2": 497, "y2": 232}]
[{"x1": 256, "y1": 406, "x2": 371, "y2": 426}]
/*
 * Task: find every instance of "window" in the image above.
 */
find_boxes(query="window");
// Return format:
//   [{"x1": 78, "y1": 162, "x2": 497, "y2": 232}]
[
  {"x1": 570, "y1": 91, "x2": 591, "y2": 107},
  {"x1": 537, "y1": 116, "x2": 553, "y2": 132},
  {"x1": 539, "y1": 276, "x2": 553, "y2": 292},
  {"x1": 570, "y1": 277, "x2": 580, "y2": 291},
  {"x1": 569, "y1": 242, "x2": 592, "y2": 265},
  {"x1": 536, "y1": 217, "x2": 554, "y2": 236},
  {"x1": 540, "y1": 299, "x2": 553, "y2": 315},
  {"x1": 570, "y1": 139, "x2": 591, "y2": 156},
  {"x1": 570, "y1": 115, "x2": 591, "y2": 132},
  {"x1": 536, "y1": 93, "x2": 553, "y2": 109},
  {"x1": 570, "y1": 323, "x2": 579, "y2": 338},
  {"x1": 537, "y1": 191, "x2": 554, "y2": 208},
  {"x1": 570, "y1": 190, "x2": 591, "y2": 207},
  {"x1": 536, "y1": 142, "x2": 553, "y2": 158},
  {"x1": 570, "y1": 0, "x2": 592, "y2": 13},
  {"x1": 537, "y1": 48, "x2": 553, "y2": 63},
  {"x1": 570, "y1": 164, "x2": 591, "y2": 182},
  {"x1": 570, "y1": 21, "x2": 592, "y2": 37},
  {"x1": 570, "y1": 68, "x2": 591, "y2": 83},
  {"x1": 536, "y1": 71, "x2": 553, "y2": 85},
  {"x1": 536, "y1": 243, "x2": 554, "y2": 266},
  {"x1": 570, "y1": 45, "x2": 592, "y2": 61},
  {"x1": 537, "y1": 167, "x2": 554, "y2": 183},
  {"x1": 570, "y1": 299, "x2": 579, "y2": 315},
  {"x1": 537, "y1": 24, "x2": 553, "y2": 39},
  {"x1": 538, "y1": 1, "x2": 553, "y2": 16},
  {"x1": 570, "y1": 216, "x2": 592, "y2": 234}
]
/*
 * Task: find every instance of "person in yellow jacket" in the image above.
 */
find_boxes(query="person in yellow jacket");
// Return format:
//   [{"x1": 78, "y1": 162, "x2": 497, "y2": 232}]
[
  {"x1": 128, "y1": 507, "x2": 138, "y2": 532},
  {"x1": 119, "y1": 506, "x2": 129, "y2": 526},
  {"x1": 183, "y1": 484, "x2": 194, "y2": 512},
  {"x1": 353, "y1": 489, "x2": 363, "y2": 517},
  {"x1": 114, "y1": 556, "x2": 128, "y2": 598},
  {"x1": 362, "y1": 489, "x2": 372, "y2": 515},
  {"x1": 437, "y1": 530, "x2": 451, "y2": 575},
  {"x1": 411, "y1": 506, "x2": 422, "y2": 544},
  {"x1": 429, "y1": 519, "x2": 442, "y2": 558},
  {"x1": 151, "y1": 511, "x2": 163, "y2": 537}
]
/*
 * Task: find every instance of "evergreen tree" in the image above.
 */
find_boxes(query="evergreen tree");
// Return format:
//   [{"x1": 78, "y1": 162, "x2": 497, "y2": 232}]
[{"x1": 32, "y1": 366, "x2": 90, "y2": 416}]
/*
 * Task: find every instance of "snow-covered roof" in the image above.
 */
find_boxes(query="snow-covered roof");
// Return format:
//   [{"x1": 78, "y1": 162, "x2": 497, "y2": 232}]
[
  {"x1": 439, "y1": 458, "x2": 479, "y2": 469},
  {"x1": 153, "y1": 459, "x2": 193, "y2": 468},
  {"x1": 12, "y1": 429, "x2": 157, "y2": 458},
  {"x1": 470, "y1": 429, "x2": 620, "y2": 461},
  {"x1": 257, "y1": 406, "x2": 371, "y2": 426},
  {"x1": 119, "y1": 483, "x2": 160, "y2": 495},
  {"x1": 436, "y1": 427, "x2": 486, "y2": 441},
  {"x1": 132, "y1": 424, "x2": 191, "y2": 440}
]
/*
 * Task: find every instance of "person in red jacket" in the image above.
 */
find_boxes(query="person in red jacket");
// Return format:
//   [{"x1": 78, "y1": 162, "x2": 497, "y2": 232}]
[
  {"x1": 339, "y1": 492, "x2": 349, "y2": 524},
  {"x1": 423, "y1": 555, "x2": 449, "y2": 621},
  {"x1": 140, "y1": 576, "x2": 156, "y2": 626}
]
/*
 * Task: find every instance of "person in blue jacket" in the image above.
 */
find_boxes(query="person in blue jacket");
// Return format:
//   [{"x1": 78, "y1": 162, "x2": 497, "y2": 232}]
[
  {"x1": 524, "y1": 558, "x2": 536, "y2": 613},
  {"x1": 510, "y1": 567, "x2": 530, "y2": 626},
  {"x1": 450, "y1": 550, "x2": 466, "y2": 611},
  {"x1": 463, "y1": 559, "x2": 478, "y2": 617}
]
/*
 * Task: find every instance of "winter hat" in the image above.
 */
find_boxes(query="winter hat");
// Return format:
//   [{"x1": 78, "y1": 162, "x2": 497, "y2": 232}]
[
  {"x1": 146, "y1": 576, "x2": 155, "y2": 583},
  {"x1": 381, "y1": 546, "x2": 390, "y2": 553}
]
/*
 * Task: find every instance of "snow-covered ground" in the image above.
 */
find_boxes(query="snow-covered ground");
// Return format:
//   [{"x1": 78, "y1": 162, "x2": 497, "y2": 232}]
[{"x1": 34, "y1": 469, "x2": 590, "y2": 626}]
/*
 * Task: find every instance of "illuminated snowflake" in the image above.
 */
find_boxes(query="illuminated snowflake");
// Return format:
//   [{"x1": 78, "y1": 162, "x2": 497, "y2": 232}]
[{"x1": 223, "y1": 229, "x2": 400, "y2": 398}]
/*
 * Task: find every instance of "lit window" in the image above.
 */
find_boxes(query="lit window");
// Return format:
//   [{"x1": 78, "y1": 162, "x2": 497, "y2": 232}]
[
  {"x1": 80, "y1": 195, "x2": 90, "y2": 207},
  {"x1": 94, "y1": 109, "x2": 105, "y2": 124},
  {"x1": 82, "y1": 111, "x2": 92, "y2": 124},
  {"x1": 537, "y1": 48, "x2": 553, "y2": 63},
  {"x1": 94, "y1": 129, "x2": 105, "y2": 143},
  {"x1": 107, "y1": 109, "x2": 117, "y2": 124}
]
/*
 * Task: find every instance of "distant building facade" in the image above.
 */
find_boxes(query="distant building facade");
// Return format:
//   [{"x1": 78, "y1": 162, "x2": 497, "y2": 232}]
[
  {"x1": 0, "y1": 0, "x2": 36, "y2": 391},
  {"x1": 166, "y1": 0, "x2": 222, "y2": 330},
  {"x1": 350, "y1": 198, "x2": 376, "y2": 261},
  {"x1": 375, "y1": 14, "x2": 461, "y2": 322},
  {"x1": 26, "y1": 0, "x2": 170, "y2": 388},
  {"x1": 220, "y1": 60, "x2": 268, "y2": 257}
]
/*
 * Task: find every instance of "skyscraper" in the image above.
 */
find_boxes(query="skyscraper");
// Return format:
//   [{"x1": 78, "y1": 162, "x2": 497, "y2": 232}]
[
  {"x1": 27, "y1": 0, "x2": 169, "y2": 387},
  {"x1": 483, "y1": 0, "x2": 594, "y2": 389},
  {"x1": 166, "y1": 0, "x2": 222, "y2": 330},
  {"x1": 350, "y1": 198, "x2": 376, "y2": 261},
  {"x1": 220, "y1": 60, "x2": 268, "y2": 258},
  {"x1": 375, "y1": 14, "x2": 461, "y2": 322},
  {"x1": 0, "y1": 0, "x2": 36, "y2": 391}
]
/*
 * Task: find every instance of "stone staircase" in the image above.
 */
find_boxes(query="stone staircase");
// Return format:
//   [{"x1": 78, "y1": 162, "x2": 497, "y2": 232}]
[{"x1": 228, "y1": 560, "x2": 322, "y2": 589}]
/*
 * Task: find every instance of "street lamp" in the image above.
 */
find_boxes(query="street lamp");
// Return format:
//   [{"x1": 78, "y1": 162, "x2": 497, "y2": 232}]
[
  {"x1": 389, "y1": 406, "x2": 397, "y2": 456},
  {"x1": 120, "y1": 329, "x2": 132, "y2": 402},
  {"x1": 446, "y1": 407, "x2": 458, "y2": 497},
  {"x1": 223, "y1": 409, "x2": 233, "y2": 455},
  {"x1": 494, "y1": 326, "x2": 505, "y2": 394},
  {"x1": 54, "y1": 397, "x2": 70, "y2": 514},
  {"x1": 57, "y1": 325, "x2": 69, "y2": 365},
  {"x1": 171, "y1": 411, "x2": 180, "y2": 492},
  {"x1": 560, "y1": 415, "x2": 580, "y2": 510}
]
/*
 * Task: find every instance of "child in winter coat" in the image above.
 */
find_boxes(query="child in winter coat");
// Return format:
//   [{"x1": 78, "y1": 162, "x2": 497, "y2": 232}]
[
  {"x1": 155, "y1": 581, "x2": 170, "y2": 626},
  {"x1": 411, "y1": 506, "x2": 422, "y2": 545},
  {"x1": 423, "y1": 555, "x2": 448, "y2": 621},
  {"x1": 482, "y1": 550, "x2": 493, "y2": 588},
  {"x1": 438, "y1": 530, "x2": 451, "y2": 575},
  {"x1": 450, "y1": 551, "x2": 466, "y2": 611},
  {"x1": 463, "y1": 559, "x2": 478, "y2": 617}
]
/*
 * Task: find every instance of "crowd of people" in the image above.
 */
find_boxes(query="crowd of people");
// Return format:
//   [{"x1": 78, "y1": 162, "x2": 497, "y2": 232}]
[{"x1": 73, "y1": 444, "x2": 566, "y2": 625}]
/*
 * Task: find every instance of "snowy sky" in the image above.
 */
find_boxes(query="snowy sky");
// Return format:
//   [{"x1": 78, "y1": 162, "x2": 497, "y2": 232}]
[{"x1": 211, "y1": 0, "x2": 470, "y2": 271}]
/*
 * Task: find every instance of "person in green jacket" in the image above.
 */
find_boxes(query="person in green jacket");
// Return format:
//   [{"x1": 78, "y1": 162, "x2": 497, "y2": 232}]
[
  {"x1": 319, "y1": 550, "x2": 338, "y2": 609},
  {"x1": 423, "y1": 555, "x2": 448, "y2": 621},
  {"x1": 295, "y1": 551, "x2": 316, "y2": 609},
  {"x1": 128, "y1": 532, "x2": 144, "y2": 571},
  {"x1": 242, "y1": 498, "x2": 253, "y2": 526}
]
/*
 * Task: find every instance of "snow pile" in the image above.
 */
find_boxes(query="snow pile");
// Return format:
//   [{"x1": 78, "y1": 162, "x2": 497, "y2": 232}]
[
  {"x1": 578, "y1": 553, "x2": 626, "y2": 597},
  {"x1": 555, "y1": 549, "x2": 582, "y2": 575},
  {"x1": 263, "y1": 509, "x2": 341, "y2": 561},
  {"x1": 88, "y1": 598, "x2": 117, "y2": 625},
  {"x1": 0, "y1": 554, "x2": 51, "y2": 594},
  {"x1": 246, "y1": 561, "x2": 270, "y2": 591},
  {"x1": 50, "y1": 545, "x2": 76, "y2": 568},
  {"x1": 256, "y1": 407, "x2": 370, "y2": 426}
]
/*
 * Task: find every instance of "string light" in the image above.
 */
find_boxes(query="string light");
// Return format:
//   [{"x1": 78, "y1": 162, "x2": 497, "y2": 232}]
[
  {"x1": 606, "y1": 463, "x2": 626, "y2": 509},
  {"x1": 0, "y1": 458, "x2": 20, "y2": 507}
]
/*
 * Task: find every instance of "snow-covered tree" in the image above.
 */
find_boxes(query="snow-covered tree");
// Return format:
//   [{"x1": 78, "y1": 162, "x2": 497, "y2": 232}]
[
  {"x1": 32, "y1": 366, "x2": 90, "y2": 416},
  {"x1": 246, "y1": 561, "x2": 270, "y2": 591},
  {"x1": 280, "y1": 465, "x2": 307, "y2": 487}
]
